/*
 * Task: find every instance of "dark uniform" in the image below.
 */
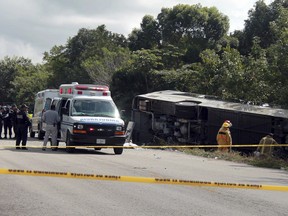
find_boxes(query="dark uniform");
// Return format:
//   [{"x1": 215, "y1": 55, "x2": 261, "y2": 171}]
[
  {"x1": 0, "y1": 107, "x2": 4, "y2": 138},
  {"x1": 16, "y1": 104, "x2": 31, "y2": 150},
  {"x1": 10, "y1": 105, "x2": 19, "y2": 139},
  {"x1": 3, "y1": 107, "x2": 12, "y2": 139}
]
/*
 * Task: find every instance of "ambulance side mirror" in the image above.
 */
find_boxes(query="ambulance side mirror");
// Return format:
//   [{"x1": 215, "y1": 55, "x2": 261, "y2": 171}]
[{"x1": 120, "y1": 110, "x2": 125, "y2": 117}]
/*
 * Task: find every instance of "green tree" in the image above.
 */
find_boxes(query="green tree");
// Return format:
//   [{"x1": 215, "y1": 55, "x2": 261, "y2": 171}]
[
  {"x1": 11, "y1": 64, "x2": 51, "y2": 106},
  {"x1": 0, "y1": 56, "x2": 33, "y2": 104},
  {"x1": 267, "y1": 6, "x2": 288, "y2": 107},
  {"x1": 241, "y1": 37, "x2": 275, "y2": 104},
  {"x1": 157, "y1": 4, "x2": 229, "y2": 63},
  {"x1": 81, "y1": 47, "x2": 131, "y2": 86},
  {"x1": 196, "y1": 49, "x2": 222, "y2": 95},
  {"x1": 110, "y1": 49, "x2": 164, "y2": 113},
  {"x1": 241, "y1": 0, "x2": 271, "y2": 54},
  {"x1": 128, "y1": 15, "x2": 161, "y2": 51},
  {"x1": 44, "y1": 25, "x2": 128, "y2": 87},
  {"x1": 43, "y1": 45, "x2": 71, "y2": 88},
  {"x1": 236, "y1": 0, "x2": 288, "y2": 55}
]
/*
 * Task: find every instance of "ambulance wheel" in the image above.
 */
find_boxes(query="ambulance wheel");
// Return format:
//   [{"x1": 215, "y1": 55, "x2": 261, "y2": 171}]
[
  {"x1": 66, "y1": 131, "x2": 75, "y2": 153},
  {"x1": 114, "y1": 147, "x2": 123, "y2": 155},
  {"x1": 30, "y1": 131, "x2": 35, "y2": 138},
  {"x1": 38, "y1": 130, "x2": 45, "y2": 140}
]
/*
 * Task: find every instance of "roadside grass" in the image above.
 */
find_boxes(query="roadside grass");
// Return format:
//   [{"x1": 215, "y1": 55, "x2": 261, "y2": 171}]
[
  {"x1": 149, "y1": 137, "x2": 288, "y2": 171},
  {"x1": 180, "y1": 148, "x2": 288, "y2": 171}
]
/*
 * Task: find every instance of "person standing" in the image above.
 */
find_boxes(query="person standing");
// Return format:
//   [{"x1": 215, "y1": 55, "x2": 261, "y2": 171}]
[
  {"x1": 216, "y1": 120, "x2": 232, "y2": 152},
  {"x1": 10, "y1": 104, "x2": 19, "y2": 139},
  {"x1": 3, "y1": 106, "x2": 12, "y2": 139},
  {"x1": 15, "y1": 104, "x2": 31, "y2": 150},
  {"x1": 42, "y1": 104, "x2": 60, "y2": 151},
  {"x1": 0, "y1": 107, "x2": 4, "y2": 139}
]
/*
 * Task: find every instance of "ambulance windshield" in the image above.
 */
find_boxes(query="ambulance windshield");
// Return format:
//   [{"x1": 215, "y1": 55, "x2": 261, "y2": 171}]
[{"x1": 72, "y1": 99, "x2": 119, "y2": 118}]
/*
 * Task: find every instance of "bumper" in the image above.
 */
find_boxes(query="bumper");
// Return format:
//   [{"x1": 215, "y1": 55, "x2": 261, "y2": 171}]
[{"x1": 70, "y1": 133, "x2": 126, "y2": 146}]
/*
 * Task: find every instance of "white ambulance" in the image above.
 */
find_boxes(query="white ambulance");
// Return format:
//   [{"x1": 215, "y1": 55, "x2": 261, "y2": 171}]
[
  {"x1": 31, "y1": 89, "x2": 59, "y2": 139},
  {"x1": 52, "y1": 82, "x2": 126, "y2": 154}
]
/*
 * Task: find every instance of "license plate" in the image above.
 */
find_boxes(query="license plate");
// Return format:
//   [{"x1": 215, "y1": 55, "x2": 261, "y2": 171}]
[{"x1": 96, "y1": 139, "x2": 106, "y2": 144}]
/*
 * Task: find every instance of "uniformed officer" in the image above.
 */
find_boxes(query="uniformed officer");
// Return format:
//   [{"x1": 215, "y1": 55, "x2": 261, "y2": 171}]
[
  {"x1": 3, "y1": 106, "x2": 12, "y2": 139},
  {"x1": 10, "y1": 104, "x2": 19, "y2": 139},
  {"x1": 0, "y1": 106, "x2": 4, "y2": 139},
  {"x1": 15, "y1": 104, "x2": 31, "y2": 150}
]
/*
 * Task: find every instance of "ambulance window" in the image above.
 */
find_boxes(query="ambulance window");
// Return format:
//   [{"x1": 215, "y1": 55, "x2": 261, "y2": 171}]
[
  {"x1": 72, "y1": 100, "x2": 118, "y2": 117},
  {"x1": 82, "y1": 101, "x2": 94, "y2": 112},
  {"x1": 44, "y1": 98, "x2": 52, "y2": 110}
]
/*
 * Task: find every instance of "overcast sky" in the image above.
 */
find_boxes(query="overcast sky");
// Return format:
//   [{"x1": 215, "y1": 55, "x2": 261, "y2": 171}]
[{"x1": 0, "y1": 0, "x2": 273, "y2": 64}]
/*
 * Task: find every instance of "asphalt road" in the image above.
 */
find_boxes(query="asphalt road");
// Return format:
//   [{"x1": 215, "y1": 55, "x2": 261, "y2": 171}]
[{"x1": 0, "y1": 138, "x2": 287, "y2": 216}]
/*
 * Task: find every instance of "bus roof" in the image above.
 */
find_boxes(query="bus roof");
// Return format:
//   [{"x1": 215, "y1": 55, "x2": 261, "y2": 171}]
[{"x1": 135, "y1": 90, "x2": 288, "y2": 119}]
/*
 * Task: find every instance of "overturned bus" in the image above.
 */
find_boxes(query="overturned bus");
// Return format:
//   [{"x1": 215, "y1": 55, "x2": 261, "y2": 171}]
[{"x1": 131, "y1": 90, "x2": 288, "y2": 150}]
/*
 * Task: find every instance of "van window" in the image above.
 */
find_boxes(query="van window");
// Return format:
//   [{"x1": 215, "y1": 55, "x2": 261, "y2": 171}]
[{"x1": 34, "y1": 98, "x2": 44, "y2": 114}]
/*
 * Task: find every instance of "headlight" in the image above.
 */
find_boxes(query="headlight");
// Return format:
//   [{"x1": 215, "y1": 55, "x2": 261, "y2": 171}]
[
  {"x1": 76, "y1": 124, "x2": 84, "y2": 129},
  {"x1": 115, "y1": 126, "x2": 125, "y2": 135},
  {"x1": 116, "y1": 126, "x2": 123, "y2": 131}
]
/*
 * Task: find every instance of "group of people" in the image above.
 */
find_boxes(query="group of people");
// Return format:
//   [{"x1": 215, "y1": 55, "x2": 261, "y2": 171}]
[
  {"x1": 0, "y1": 104, "x2": 19, "y2": 139},
  {"x1": 216, "y1": 120, "x2": 279, "y2": 157},
  {"x1": 0, "y1": 104, "x2": 31, "y2": 149},
  {"x1": 1, "y1": 103, "x2": 60, "y2": 151}
]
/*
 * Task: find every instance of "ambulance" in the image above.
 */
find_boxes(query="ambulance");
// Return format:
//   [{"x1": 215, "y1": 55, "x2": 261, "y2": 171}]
[
  {"x1": 52, "y1": 82, "x2": 126, "y2": 154},
  {"x1": 31, "y1": 89, "x2": 59, "y2": 139}
]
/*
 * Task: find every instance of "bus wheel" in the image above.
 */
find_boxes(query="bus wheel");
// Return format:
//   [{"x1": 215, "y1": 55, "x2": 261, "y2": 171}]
[{"x1": 30, "y1": 131, "x2": 35, "y2": 138}]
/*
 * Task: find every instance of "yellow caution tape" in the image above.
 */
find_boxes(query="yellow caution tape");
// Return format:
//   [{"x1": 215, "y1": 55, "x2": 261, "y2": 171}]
[
  {"x1": 0, "y1": 168, "x2": 287, "y2": 192},
  {"x1": 1, "y1": 144, "x2": 288, "y2": 149}
]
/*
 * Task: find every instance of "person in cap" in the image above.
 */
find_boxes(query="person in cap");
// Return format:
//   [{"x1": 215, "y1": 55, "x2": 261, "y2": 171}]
[
  {"x1": 216, "y1": 120, "x2": 232, "y2": 152},
  {"x1": 42, "y1": 104, "x2": 60, "y2": 151},
  {"x1": 255, "y1": 133, "x2": 278, "y2": 157},
  {"x1": 15, "y1": 104, "x2": 31, "y2": 150}
]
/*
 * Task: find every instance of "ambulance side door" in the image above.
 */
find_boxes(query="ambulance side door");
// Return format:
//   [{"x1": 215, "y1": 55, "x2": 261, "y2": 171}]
[{"x1": 59, "y1": 99, "x2": 70, "y2": 141}]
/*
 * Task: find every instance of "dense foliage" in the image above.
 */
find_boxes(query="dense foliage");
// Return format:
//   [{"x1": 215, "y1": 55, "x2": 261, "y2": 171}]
[{"x1": 1, "y1": 1, "x2": 288, "y2": 115}]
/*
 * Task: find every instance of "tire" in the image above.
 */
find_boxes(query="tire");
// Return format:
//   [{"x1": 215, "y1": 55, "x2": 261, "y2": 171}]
[
  {"x1": 38, "y1": 130, "x2": 45, "y2": 140},
  {"x1": 94, "y1": 148, "x2": 102, "y2": 151},
  {"x1": 65, "y1": 131, "x2": 75, "y2": 153},
  {"x1": 114, "y1": 147, "x2": 123, "y2": 155},
  {"x1": 30, "y1": 131, "x2": 35, "y2": 138}
]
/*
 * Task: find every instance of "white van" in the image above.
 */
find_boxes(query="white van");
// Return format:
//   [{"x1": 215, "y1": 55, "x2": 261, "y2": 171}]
[
  {"x1": 30, "y1": 89, "x2": 59, "y2": 139},
  {"x1": 53, "y1": 82, "x2": 126, "y2": 154}
]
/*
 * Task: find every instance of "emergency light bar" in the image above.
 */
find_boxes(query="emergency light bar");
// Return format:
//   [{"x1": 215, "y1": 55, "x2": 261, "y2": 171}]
[
  {"x1": 59, "y1": 83, "x2": 111, "y2": 98},
  {"x1": 75, "y1": 85, "x2": 109, "y2": 91}
]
